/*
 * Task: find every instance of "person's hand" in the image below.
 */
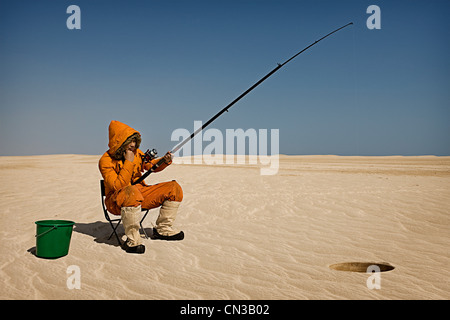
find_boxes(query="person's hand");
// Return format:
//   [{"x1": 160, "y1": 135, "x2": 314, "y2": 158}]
[
  {"x1": 124, "y1": 149, "x2": 135, "y2": 162},
  {"x1": 163, "y1": 151, "x2": 173, "y2": 164}
]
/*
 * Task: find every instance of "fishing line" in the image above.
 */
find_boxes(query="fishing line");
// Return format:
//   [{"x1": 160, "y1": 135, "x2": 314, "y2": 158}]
[{"x1": 133, "y1": 22, "x2": 354, "y2": 185}]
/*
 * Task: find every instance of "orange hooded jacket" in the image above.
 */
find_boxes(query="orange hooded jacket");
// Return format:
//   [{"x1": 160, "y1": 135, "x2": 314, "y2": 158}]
[{"x1": 98, "y1": 120, "x2": 171, "y2": 204}]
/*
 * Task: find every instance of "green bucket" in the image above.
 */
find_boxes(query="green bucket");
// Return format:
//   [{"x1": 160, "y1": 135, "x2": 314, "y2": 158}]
[{"x1": 35, "y1": 220, "x2": 75, "y2": 259}]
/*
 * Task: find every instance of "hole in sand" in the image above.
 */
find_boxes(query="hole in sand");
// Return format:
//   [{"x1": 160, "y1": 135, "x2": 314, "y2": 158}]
[{"x1": 329, "y1": 262, "x2": 395, "y2": 273}]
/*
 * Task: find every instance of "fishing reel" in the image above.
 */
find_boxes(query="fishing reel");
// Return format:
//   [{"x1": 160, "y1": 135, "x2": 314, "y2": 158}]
[{"x1": 142, "y1": 148, "x2": 158, "y2": 163}]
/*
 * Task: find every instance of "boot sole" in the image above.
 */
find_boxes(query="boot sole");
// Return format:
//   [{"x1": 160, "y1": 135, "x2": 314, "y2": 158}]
[
  {"x1": 122, "y1": 244, "x2": 146, "y2": 254},
  {"x1": 152, "y1": 228, "x2": 184, "y2": 241}
]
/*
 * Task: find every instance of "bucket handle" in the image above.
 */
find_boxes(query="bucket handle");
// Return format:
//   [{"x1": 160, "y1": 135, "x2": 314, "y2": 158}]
[{"x1": 35, "y1": 226, "x2": 57, "y2": 238}]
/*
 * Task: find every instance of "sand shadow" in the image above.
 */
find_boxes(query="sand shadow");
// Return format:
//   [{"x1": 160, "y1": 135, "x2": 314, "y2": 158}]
[
  {"x1": 27, "y1": 246, "x2": 37, "y2": 257},
  {"x1": 73, "y1": 221, "x2": 124, "y2": 247},
  {"x1": 73, "y1": 221, "x2": 157, "y2": 246}
]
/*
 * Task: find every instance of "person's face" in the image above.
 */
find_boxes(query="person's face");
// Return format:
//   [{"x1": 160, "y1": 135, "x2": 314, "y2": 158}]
[{"x1": 126, "y1": 141, "x2": 136, "y2": 153}]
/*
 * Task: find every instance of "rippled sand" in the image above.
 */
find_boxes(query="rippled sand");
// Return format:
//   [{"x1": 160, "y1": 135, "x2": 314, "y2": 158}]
[{"x1": 0, "y1": 154, "x2": 449, "y2": 299}]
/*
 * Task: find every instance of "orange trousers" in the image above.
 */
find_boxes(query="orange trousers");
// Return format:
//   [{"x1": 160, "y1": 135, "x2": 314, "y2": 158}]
[{"x1": 106, "y1": 180, "x2": 183, "y2": 216}]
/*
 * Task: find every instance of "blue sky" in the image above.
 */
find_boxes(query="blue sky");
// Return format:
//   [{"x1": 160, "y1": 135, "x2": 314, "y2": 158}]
[{"x1": 1, "y1": 0, "x2": 449, "y2": 156}]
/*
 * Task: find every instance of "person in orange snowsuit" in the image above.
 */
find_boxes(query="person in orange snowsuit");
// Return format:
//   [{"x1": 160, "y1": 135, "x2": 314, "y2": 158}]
[{"x1": 99, "y1": 120, "x2": 184, "y2": 254}]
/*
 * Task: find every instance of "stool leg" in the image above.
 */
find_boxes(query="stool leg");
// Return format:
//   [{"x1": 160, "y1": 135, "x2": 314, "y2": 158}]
[{"x1": 140, "y1": 210, "x2": 150, "y2": 239}]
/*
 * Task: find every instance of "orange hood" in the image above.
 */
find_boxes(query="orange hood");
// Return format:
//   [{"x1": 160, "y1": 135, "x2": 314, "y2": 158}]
[{"x1": 107, "y1": 120, "x2": 141, "y2": 157}]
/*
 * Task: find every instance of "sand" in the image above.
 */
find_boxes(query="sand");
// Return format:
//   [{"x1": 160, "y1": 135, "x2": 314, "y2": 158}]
[{"x1": 0, "y1": 154, "x2": 449, "y2": 300}]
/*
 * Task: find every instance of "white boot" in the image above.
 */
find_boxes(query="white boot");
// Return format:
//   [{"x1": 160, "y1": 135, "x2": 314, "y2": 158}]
[
  {"x1": 121, "y1": 205, "x2": 145, "y2": 252},
  {"x1": 154, "y1": 201, "x2": 184, "y2": 240}
]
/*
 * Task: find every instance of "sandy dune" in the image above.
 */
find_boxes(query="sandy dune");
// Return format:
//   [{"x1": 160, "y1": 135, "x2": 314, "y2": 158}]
[{"x1": 0, "y1": 154, "x2": 449, "y2": 299}]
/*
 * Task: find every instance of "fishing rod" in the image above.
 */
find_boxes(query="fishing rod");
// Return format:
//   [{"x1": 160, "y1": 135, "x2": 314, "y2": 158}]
[{"x1": 132, "y1": 22, "x2": 353, "y2": 185}]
